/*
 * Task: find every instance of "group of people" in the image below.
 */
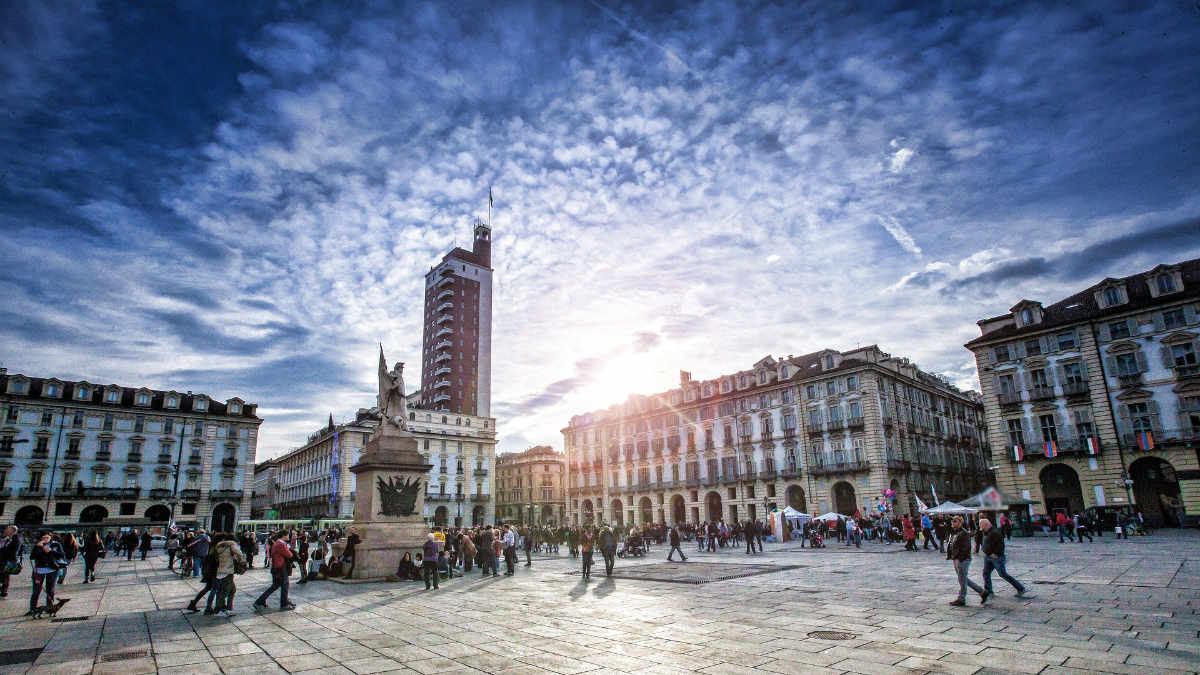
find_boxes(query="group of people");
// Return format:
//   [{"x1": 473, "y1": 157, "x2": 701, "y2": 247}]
[
  {"x1": 945, "y1": 516, "x2": 1033, "y2": 606},
  {"x1": 0, "y1": 526, "x2": 109, "y2": 616}
]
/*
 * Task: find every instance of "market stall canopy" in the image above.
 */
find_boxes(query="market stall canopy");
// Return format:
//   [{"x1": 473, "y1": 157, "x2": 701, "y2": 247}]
[
  {"x1": 960, "y1": 486, "x2": 1040, "y2": 510},
  {"x1": 814, "y1": 512, "x2": 844, "y2": 521},
  {"x1": 924, "y1": 501, "x2": 978, "y2": 515},
  {"x1": 782, "y1": 506, "x2": 809, "y2": 519}
]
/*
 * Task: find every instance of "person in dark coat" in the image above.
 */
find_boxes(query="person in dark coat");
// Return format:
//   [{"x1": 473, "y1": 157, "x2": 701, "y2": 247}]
[
  {"x1": 422, "y1": 534, "x2": 440, "y2": 590},
  {"x1": 667, "y1": 525, "x2": 687, "y2": 562},
  {"x1": 139, "y1": 531, "x2": 153, "y2": 560},
  {"x1": 82, "y1": 530, "x2": 102, "y2": 583},
  {"x1": 946, "y1": 516, "x2": 986, "y2": 606},
  {"x1": 0, "y1": 526, "x2": 22, "y2": 597}
]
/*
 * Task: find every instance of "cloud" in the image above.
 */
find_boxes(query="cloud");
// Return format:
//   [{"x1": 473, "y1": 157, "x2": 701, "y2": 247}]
[{"x1": 2, "y1": 2, "x2": 1199, "y2": 457}]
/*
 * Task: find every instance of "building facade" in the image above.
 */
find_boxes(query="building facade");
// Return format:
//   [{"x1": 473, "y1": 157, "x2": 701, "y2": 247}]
[
  {"x1": 563, "y1": 346, "x2": 990, "y2": 527},
  {"x1": 966, "y1": 259, "x2": 1200, "y2": 527},
  {"x1": 495, "y1": 445, "x2": 566, "y2": 525},
  {"x1": 251, "y1": 457, "x2": 279, "y2": 519},
  {"x1": 260, "y1": 406, "x2": 498, "y2": 527},
  {"x1": 419, "y1": 219, "x2": 493, "y2": 417},
  {"x1": 0, "y1": 368, "x2": 261, "y2": 531}
]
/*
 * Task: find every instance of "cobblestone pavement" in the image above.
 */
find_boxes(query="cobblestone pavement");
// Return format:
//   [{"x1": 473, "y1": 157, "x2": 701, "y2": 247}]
[{"x1": 1, "y1": 530, "x2": 1198, "y2": 674}]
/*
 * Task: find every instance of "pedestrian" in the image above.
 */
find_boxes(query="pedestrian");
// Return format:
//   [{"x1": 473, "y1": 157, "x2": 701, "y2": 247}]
[
  {"x1": 422, "y1": 534, "x2": 440, "y2": 590},
  {"x1": 26, "y1": 532, "x2": 66, "y2": 616},
  {"x1": 0, "y1": 525, "x2": 22, "y2": 597},
  {"x1": 846, "y1": 516, "x2": 861, "y2": 548},
  {"x1": 238, "y1": 530, "x2": 256, "y2": 569},
  {"x1": 1055, "y1": 512, "x2": 1075, "y2": 543},
  {"x1": 581, "y1": 527, "x2": 595, "y2": 580},
  {"x1": 599, "y1": 525, "x2": 617, "y2": 577},
  {"x1": 667, "y1": 525, "x2": 687, "y2": 562},
  {"x1": 186, "y1": 541, "x2": 221, "y2": 614},
  {"x1": 82, "y1": 530, "x2": 102, "y2": 583},
  {"x1": 1075, "y1": 514, "x2": 1094, "y2": 543},
  {"x1": 187, "y1": 530, "x2": 210, "y2": 577},
  {"x1": 343, "y1": 527, "x2": 360, "y2": 578},
  {"x1": 921, "y1": 513, "x2": 936, "y2": 550},
  {"x1": 460, "y1": 531, "x2": 475, "y2": 574},
  {"x1": 59, "y1": 532, "x2": 79, "y2": 583},
  {"x1": 166, "y1": 533, "x2": 181, "y2": 570},
  {"x1": 122, "y1": 530, "x2": 138, "y2": 560},
  {"x1": 297, "y1": 532, "x2": 310, "y2": 584},
  {"x1": 502, "y1": 524, "x2": 517, "y2": 575},
  {"x1": 254, "y1": 530, "x2": 296, "y2": 611},
  {"x1": 212, "y1": 533, "x2": 246, "y2": 617},
  {"x1": 902, "y1": 515, "x2": 917, "y2": 551},
  {"x1": 946, "y1": 516, "x2": 987, "y2": 606},
  {"x1": 478, "y1": 527, "x2": 496, "y2": 577},
  {"x1": 523, "y1": 526, "x2": 534, "y2": 567},
  {"x1": 979, "y1": 518, "x2": 1033, "y2": 601},
  {"x1": 138, "y1": 530, "x2": 152, "y2": 561}
]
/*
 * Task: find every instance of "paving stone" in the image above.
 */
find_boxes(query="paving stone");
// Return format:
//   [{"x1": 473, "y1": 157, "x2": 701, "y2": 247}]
[{"x1": 277, "y1": 651, "x2": 341, "y2": 672}]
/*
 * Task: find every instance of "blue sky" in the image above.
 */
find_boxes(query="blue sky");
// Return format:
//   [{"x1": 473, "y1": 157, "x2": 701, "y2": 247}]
[{"x1": 2, "y1": 1, "x2": 1199, "y2": 459}]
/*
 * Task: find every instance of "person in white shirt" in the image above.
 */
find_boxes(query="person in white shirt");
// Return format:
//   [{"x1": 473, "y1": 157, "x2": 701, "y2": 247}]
[{"x1": 501, "y1": 525, "x2": 517, "y2": 576}]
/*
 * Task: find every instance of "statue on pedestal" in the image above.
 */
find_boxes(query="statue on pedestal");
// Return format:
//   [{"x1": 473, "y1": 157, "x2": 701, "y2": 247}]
[{"x1": 376, "y1": 345, "x2": 409, "y2": 434}]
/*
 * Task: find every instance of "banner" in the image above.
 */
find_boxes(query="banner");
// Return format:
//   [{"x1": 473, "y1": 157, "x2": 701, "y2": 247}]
[{"x1": 330, "y1": 430, "x2": 340, "y2": 505}]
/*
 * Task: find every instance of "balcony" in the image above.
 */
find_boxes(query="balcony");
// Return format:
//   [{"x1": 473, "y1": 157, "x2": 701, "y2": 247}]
[
  {"x1": 434, "y1": 313, "x2": 453, "y2": 325},
  {"x1": 434, "y1": 351, "x2": 451, "y2": 363},
  {"x1": 127, "y1": 453, "x2": 142, "y2": 463},
  {"x1": 436, "y1": 301, "x2": 454, "y2": 314},
  {"x1": 1173, "y1": 364, "x2": 1200, "y2": 380},
  {"x1": 780, "y1": 467, "x2": 800, "y2": 479},
  {"x1": 474, "y1": 468, "x2": 488, "y2": 476},
  {"x1": 210, "y1": 489, "x2": 243, "y2": 501},
  {"x1": 997, "y1": 391, "x2": 1022, "y2": 406},
  {"x1": 436, "y1": 275, "x2": 454, "y2": 288},
  {"x1": 180, "y1": 489, "x2": 201, "y2": 500},
  {"x1": 19, "y1": 488, "x2": 46, "y2": 499},
  {"x1": 79, "y1": 487, "x2": 139, "y2": 498},
  {"x1": 95, "y1": 451, "x2": 111, "y2": 462},
  {"x1": 809, "y1": 460, "x2": 870, "y2": 476},
  {"x1": 1028, "y1": 386, "x2": 1055, "y2": 401},
  {"x1": 846, "y1": 416, "x2": 864, "y2": 429},
  {"x1": 32, "y1": 449, "x2": 49, "y2": 459},
  {"x1": 434, "y1": 366, "x2": 451, "y2": 378},
  {"x1": 686, "y1": 478, "x2": 700, "y2": 487},
  {"x1": 828, "y1": 419, "x2": 845, "y2": 431},
  {"x1": 188, "y1": 454, "x2": 202, "y2": 465},
  {"x1": 158, "y1": 453, "x2": 172, "y2": 464},
  {"x1": 471, "y1": 494, "x2": 489, "y2": 502},
  {"x1": 434, "y1": 379, "x2": 451, "y2": 389},
  {"x1": 65, "y1": 450, "x2": 80, "y2": 461},
  {"x1": 435, "y1": 339, "x2": 452, "y2": 350},
  {"x1": 149, "y1": 488, "x2": 170, "y2": 499},
  {"x1": 758, "y1": 470, "x2": 777, "y2": 480},
  {"x1": 882, "y1": 415, "x2": 894, "y2": 427},
  {"x1": 433, "y1": 393, "x2": 451, "y2": 403},
  {"x1": 886, "y1": 458, "x2": 911, "y2": 471},
  {"x1": 720, "y1": 473, "x2": 740, "y2": 485},
  {"x1": 436, "y1": 288, "x2": 453, "y2": 302},
  {"x1": 807, "y1": 426, "x2": 824, "y2": 437},
  {"x1": 222, "y1": 456, "x2": 238, "y2": 467},
  {"x1": 426, "y1": 493, "x2": 453, "y2": 503},
  {"x1": 1061, "y1": 380, "x2": 1090, "y2": 397},
  {"x1": 1116, "y1": 372, "x2": 1143, "y2": 388},
  {"x1": 0, "y1": 488, "x2": 10, "y2": 498}
]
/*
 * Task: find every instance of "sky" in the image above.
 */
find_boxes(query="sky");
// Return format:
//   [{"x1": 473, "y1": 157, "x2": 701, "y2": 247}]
[{"x1": 2, "y1": 1, "x2": 1199, "y2": 460}]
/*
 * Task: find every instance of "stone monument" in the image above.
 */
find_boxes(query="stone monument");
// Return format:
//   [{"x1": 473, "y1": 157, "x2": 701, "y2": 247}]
[{"x1": 344, "y1": 346, "x2": 432, "y2": 580}]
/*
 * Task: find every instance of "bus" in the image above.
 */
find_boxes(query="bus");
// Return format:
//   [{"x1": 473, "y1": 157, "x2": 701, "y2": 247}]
[
  {"x1": 317, "y1": 518, "x2": 353, "y2": 531},
  {"x1": 237, "y1": 519, "x2": 312, "y2": 537}
]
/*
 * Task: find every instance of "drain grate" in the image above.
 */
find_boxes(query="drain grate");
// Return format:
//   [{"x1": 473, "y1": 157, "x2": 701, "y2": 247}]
[
  {"x1": 1034, "y1": 580, "x2": 1065, "y2": 585},
  {"x1": 808, "y1": 630, "x2": 857, "y2": 640},
  {"x1": 51, "y1": 616, "x2": 89, "y2": 623},
  {"x1": 100, "y1": 650, "x2": 151, "y2": 662},
  {"x1": 0, "y1": 648, "x2": 44, "y2": 666}
]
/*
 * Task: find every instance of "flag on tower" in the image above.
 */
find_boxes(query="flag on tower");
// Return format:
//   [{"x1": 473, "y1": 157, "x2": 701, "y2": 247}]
[{"x1": 489, "y1": 186, "x2": 493, "y2": 209}]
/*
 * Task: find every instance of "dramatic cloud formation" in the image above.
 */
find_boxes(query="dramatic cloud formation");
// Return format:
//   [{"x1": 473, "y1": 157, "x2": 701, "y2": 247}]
[{"x1": 2, "y1": 2, "x2": 1198, "y2": 457}]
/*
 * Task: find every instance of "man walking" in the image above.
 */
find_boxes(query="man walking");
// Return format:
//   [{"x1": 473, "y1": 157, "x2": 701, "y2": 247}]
[
  {"x1": 599, "y1": 525, "x2": 617, "y2": 576},
  {"x1": 744, "y1": 520, "x2": 757, "y2": 555},
  {"x1": 979, "y1": 518, "x2": 1033, "y2": 601},
  {"x1": 667, "y1": 525, "x2": 687, "y2": 562},
  {"x1": 254, "y1": 530, "x2": 296, "y2": 611},
  {"x1": 501, "y1": 525, "x2": 517, "y2": 576},
  {"x1": 845, "y1": 516, "x2": 861, "y2": 548},
  {"x1": 187, "y1": 530, "x2": 210, "y2": 577},
  {"x1": 921, "y1": 513, "x2": 936, "y2": 550},
  {"x1": 523, "y1": 526, "x2": 534, "y2": 567},
  {"x1": 1055, "y1": 511, "x2": 1075, "y2": 543},
  {"x1": 946, "y1": 516, "x2": 986, "y2": 606},
  {"x1": 478, "y1": 527, "x2": 497, "y2": 577}
]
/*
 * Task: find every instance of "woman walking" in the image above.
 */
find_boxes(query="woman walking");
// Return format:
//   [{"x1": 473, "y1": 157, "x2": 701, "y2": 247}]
[
  {"x1": 82, "y1": 530, "x2": 102, "y2": 583},
  {"x1": 0, "y1": 525, "x2": 22, "y2": 597},
  {"x1": 27, "y1": 532, "x2": 66, "y2": 616},
  {"x1": 580, "y1": 527, "x2": 595, "y2": 580},
  {"x1": 58, "y1": 532, "x2": 79, "y2": 584}
]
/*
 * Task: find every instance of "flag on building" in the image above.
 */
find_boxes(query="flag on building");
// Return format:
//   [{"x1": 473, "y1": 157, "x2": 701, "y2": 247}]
[
  {"x1": 1084, "y1": 436, "x2": 1100, "y2": 455},
  {"x1": 915, "y1": 494, "x2": 930, "y2": 513},
  {"x1": 1136, "y1": 431, "x2": 1155, "y2": 451},
  {"x1": 1012, "y1": 444, "x2": 1024, "y2": 462},
  {"x1": 1044, "y1": 440, "x2": 1058, "y2": 458}
]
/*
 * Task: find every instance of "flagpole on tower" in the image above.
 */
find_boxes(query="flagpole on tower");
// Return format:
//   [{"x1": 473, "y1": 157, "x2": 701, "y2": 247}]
[{"x1": 488, "y1": 185, "x2": 493, "y2": 229}]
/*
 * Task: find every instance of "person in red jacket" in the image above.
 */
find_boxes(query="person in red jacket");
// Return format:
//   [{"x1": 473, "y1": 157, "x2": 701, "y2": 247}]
[
  {"x1": 1055, "y1": 511, "x2": 1075, "y2": 543},
  {"x1": 253, "y1": 531, "x2": 295, "y2": 611}
]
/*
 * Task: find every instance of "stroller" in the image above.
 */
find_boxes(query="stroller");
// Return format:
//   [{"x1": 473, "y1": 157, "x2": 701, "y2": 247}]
[{"x1": 809, "y1": 530, "x2": 825, "y2": 549}]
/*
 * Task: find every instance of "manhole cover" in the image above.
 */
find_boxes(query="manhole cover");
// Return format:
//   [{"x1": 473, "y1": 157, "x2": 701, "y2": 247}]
[
  {"x1": 0, "y1": 649, "x2": 43, "y2": 666},
  {"x1": 808, "y1": 630, "x2": 857, "y2": 640},
  {"x1": 101, "y1": 650, "x2": 150, "y2": 662},
  {"x1": 51, "y1": 616, "x2": 88, "y2": 623}
]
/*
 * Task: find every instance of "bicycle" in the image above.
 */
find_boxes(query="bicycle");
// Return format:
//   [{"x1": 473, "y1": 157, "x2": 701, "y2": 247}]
[{"x1": 178, "y1": 555, "x2": 193, "y2": 577}]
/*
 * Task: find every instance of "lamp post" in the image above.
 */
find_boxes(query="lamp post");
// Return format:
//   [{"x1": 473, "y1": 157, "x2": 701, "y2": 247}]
[
  {"x1": 42, "y1": 409, "x2": 68, "y2": 518},
  {"x1": 168, "y1": 416, "x2": 187, "y2": 528}
]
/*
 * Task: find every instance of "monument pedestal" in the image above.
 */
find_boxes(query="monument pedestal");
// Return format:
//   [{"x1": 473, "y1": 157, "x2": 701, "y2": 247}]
[{"x1": 344, "y1": 430, "x2": 432, "y2": 581}]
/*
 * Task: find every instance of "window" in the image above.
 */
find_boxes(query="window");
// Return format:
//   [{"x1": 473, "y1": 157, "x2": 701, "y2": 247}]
[
  {"x1": 72, "y1": 412, "x2": 83, "y2": 428},
  {"x1": 994, "y1": 345, "x2": 1011, "y2": 362},
  {"x1": 34, "y1": 437, "x2": 48, "y2": 454},
  {"x1": 1164, "y1": 309, "x2": 1186, "y2": 330},
  {"x1": 76, "y1": 386, "x2": 88, "y2": 400},
  {"x1": 1063, "y1": 362, "x2": 1084, "y2": 384},
  {"x1": 29, "y1": 470, "x2": 43, "y2": 490},
  {"x1": 1157, "y1": 274, "x2": 1175, "y2": 294},
  {"x1": 849, "y1": 401, "x2": 862, "y2": 419},
  {"x1": 1020, "y1": 308, "x2": 1033, "y2": 325},
  {"x1": 808, "y1": 408, "x2": 822, "y2": 426},
  {"x1": 824, "y1": 355, "x2": 834, "y2": 369},
  {"x1": 125, "y1": 475, "x2": 138, "y2": 488},
  {"x1": 1030, "y1": 369, "x2": 1048, "y2": 388},
  {"x1": 1006, "y1": 419, "x2": 1024, "y2": 447},
  {"x1": 134, "y1": 416, "x2": 144, "y2": 433},
  {"x1": 106, "y1": 389, "x2": 119, "y2": 403},
  {"x1": 1024, "y1": 339, "x2": 1041, "y2": 356},
  {"x1": 1057, "y1": 332, "x2": 1077, "y2": 350},
  {"x1": 1115, "y1": 353, "x2": 1140, "y2": 376},
  {"x1": 45, "y1": 383, "x2": 59, "y2": 397},
  {"x1": 826, "y1": 381, "x2": 836, "y2": 396},
  {"x1": 92, "y1": 472, "x2": 106, "y2": 488},
  {"x1": 805, "y1": 385, "x2": 816, "y2": 399},
  {"x1": 1103, "y1": 287, "x2": 1120, "y2": 306},
  {"x1": 166, "y1": 396, "x2": 178, "y2": 408},
  {"x1": 1109, "y1": 321, "x2": 1131, "y2": 340},
  {"x1": 41, "y1": 410, "x2": 53, "y2": 426},
  {"x1": 155, "y1": 473, "x2": 169, "y2": 489},
  {"x1": 186, "y1": 474, "x2": 199, "y2": 489},
  {"x1": 829, "y1": 406, "x2": 842, "y2": 422},
  {"x1": 1039, "y1": 415, "x2": 1057, "y2": 442},
  {"x1": 781, "y1": 388, "x2": 793, "y2": 403},
  {"x1": 757, "y1": 371, "x2": 767, "y2": 384},
  {"x1": 5, "y1": 407, "x2": 16, "y2": 423},
  {"x1": 846, "y1": 376, "x2": 858, "y2": 391},
  {"x1": 1172, "y1": 343, "x2": 1197, "y2": 367},
  {"x1": 997, "y1": 374, "x2": 1016, "y2": 395},
  {"x1": 103, "y1": 414, "x2": 113, "y2": 431},
  {"x1": 1073, "y1": 409, "x2": 1095, "y2": 438},
  {"x1": 1128, "y1": 402, "x2": 1152, "y2": 432},
  {"x1": 136, "y1": 393, "x2": 149, "y2": 406}
]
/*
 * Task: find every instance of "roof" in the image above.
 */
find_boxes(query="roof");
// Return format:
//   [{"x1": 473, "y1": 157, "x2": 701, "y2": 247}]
[
  {"x1": 0, "y1": 372, "x2": 260, "y2": 420},
  {"x1": 965, "y1": 257, "x2": 1200, "y2": 348}
]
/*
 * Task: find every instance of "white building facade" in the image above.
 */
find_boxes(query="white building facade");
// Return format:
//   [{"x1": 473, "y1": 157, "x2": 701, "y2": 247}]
[{"x1": 0, "y1": 369, "x2": 261, "y2": 531}]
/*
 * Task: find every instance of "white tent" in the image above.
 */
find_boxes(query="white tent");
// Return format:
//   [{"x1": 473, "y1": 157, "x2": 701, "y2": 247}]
[
  {"x1": 924, "y1": 501, "x2": 978, "y2": 515},
  {"x1": 814, "y1": 512, "x2": 844, "y2": 522},
  {"x1": 782, "y1": 506, "x2": 809, "y2": 520}
]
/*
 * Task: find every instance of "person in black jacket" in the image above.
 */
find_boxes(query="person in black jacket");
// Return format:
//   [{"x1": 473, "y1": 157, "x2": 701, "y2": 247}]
[
  {"x1": 667, "y1": 525, "x2": 687, "y2": 562},
  {"x1": 26, "y1": 532, "x2": 65, "y2": 615},
  {"x1": 979, "y1": 518, "x2": 1033, "y2": 601},
  {"x1": 139, "y1": 531, "x2": 152, "y2": 560},
  {"x1": 0, "y1": 526, "x2": 22, "y2": 597},
  {"x1": 946, "y1": 516, "x2": 986, "y2": 606},
  {"x1": 82, "y1": 530, "x2": 102, "y2": 583}
]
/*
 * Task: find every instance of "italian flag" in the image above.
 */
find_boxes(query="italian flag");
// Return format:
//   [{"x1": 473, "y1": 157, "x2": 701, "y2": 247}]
[
  {"x1": 1084, "y1": 437, "x2": 1100, "y2": 455},
  {"x1": 1011, "y1": 445, "x2": 1024, "y2": 462},
  {"x1": 1136, "y1": 431, "x2": 1155, "y2": 451},
  {"x1": 1044, "y1": 440, "x2": 1058, "y2": 458}
]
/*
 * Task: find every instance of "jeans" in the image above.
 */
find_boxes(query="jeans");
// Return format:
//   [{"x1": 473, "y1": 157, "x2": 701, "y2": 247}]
[
  {"x1": 1057, "y1": 525, "x2": 1074, "y2": 542},
  {"x1": 256, "y1": 568, "x2": 291, "y2": 607},
  {"x1": 214, "y1": 575, "x2": 236, "y2": 611},
  {"x1": 982, "y1": 554, "x2": 1026, "y2": 594},
  {"x1": 746, "y1": 536, "x2": 756, "y2": 554},
  {"x1": 582, "y1": 550, "x2": 593, "y2": 577},
  {"x1": 192, "y1": 554, "x2": 203, "y2": 577},
  {"x1": 481, "y1": 550, "x2": 496, "y2": 576},
  {"x1": 167, "y1": 550, "x2": 177, "y2": 569},
  {"x1": 953, "y1": 559, "x2": 984, "y2": 602},
  {"x1": 30, "y1": 570, "x2": 58, "y2": 610},
  {"x1": 190, "y1": 579, "x2": 218, "y2": 611},
  {"x1": 84, "y1": 556, "x2": 98, "y2": 581},
  {"x1": 504, "y1": 547, "x2": 516, "y2": 574},
  {"x1": 602, "y1": 548, "x2": 615, "y2": 576},
  {"x1": 667, "y1": 545, "x2": 687, "y2": 561},
  {"x1": 423, "y1": 562, "x2": 439, "y2": 589}
]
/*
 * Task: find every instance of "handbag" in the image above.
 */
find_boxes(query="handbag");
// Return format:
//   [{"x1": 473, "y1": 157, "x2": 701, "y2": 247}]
[{"x1": 3, "y1": 560, "x2": 20, "y2": 575}]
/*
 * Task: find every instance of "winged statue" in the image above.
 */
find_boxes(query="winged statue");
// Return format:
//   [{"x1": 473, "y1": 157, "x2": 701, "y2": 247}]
[{"x1": 377, "y1": 345, "x2": 409, "y2": 435}]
